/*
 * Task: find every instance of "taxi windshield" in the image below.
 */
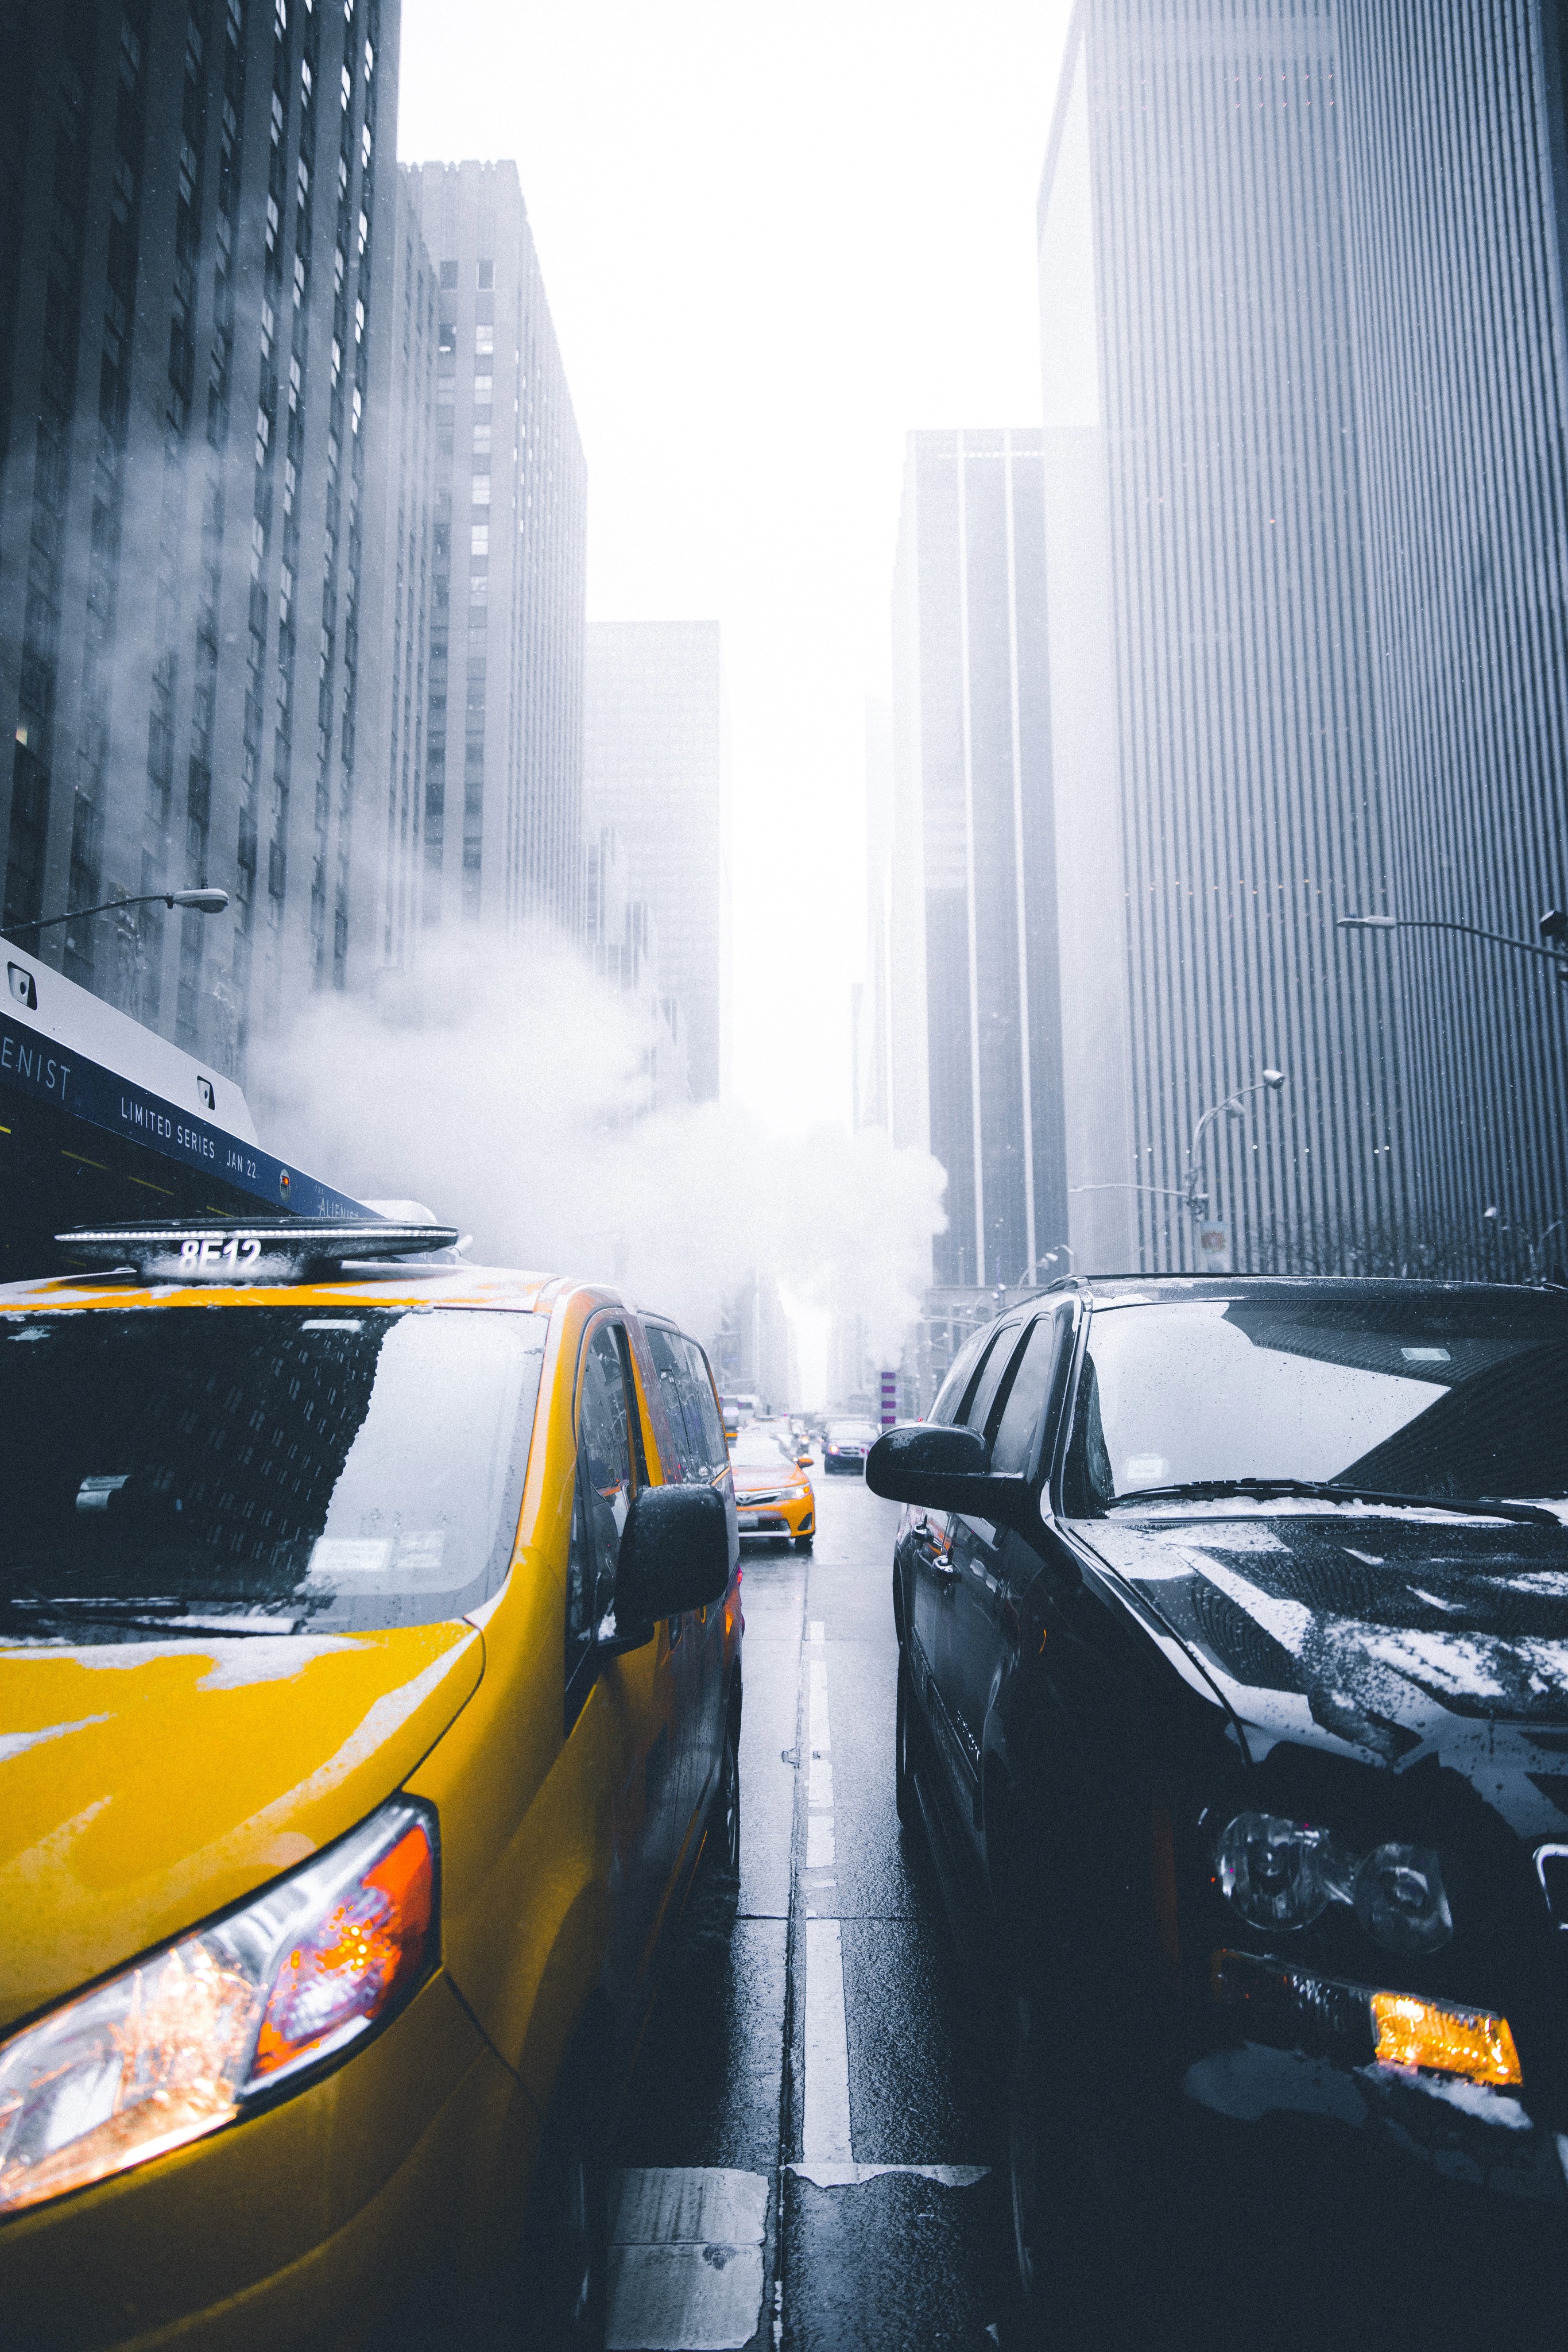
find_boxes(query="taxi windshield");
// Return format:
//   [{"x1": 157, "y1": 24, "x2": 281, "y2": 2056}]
[
  {"x1": 1066, "y1": 1297, "x2": 1568, "y2": 1512},
  {"x1": 729, "y1": 1431, "x2": 795, "y2": 1469},
  {"x1": 0, "y1": 1306, "x2": 547, "y2": 1641}
]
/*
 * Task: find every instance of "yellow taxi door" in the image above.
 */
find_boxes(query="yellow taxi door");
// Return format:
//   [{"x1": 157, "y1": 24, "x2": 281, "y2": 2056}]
[{"x1": 567, "y1": 1315, "x2": 684, "y2": 2008}]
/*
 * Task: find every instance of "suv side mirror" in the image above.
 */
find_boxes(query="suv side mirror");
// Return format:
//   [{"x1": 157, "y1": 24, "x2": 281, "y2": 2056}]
[
  {"x1": 866, "y1": 1423, "x2": 1033, "y2": 1527},
  {"x1": 609, "y1": 1484, "x2": 732, "y2": 1646}
]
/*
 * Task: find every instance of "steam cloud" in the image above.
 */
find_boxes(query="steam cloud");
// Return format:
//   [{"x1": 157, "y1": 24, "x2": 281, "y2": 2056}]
[{"x1": 253, "y1": 933, "x2": 947, "y2": 1370}]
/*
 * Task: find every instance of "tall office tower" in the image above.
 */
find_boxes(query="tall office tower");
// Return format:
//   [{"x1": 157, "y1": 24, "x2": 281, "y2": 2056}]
[
  {"x1": 404, "y1": 161, "x2": 586, "y2": 937},
  {"x1": 1038, "y1": 0, "x2": 1568, "y2": 1276},
  {"x1": 1332, "y1": 1, "x2": 1568, "y2": 1264},
  {"x1": 888, "y1": 430, "x2": 1067, "y2": 1293},
  {"x1": 583, "y1": 620, "x2": 730, "y2": 1103},
  {"x1": 584, "y1": 819, "x2": 687, "y2": 1110},
  {"x1": 0, "y1": 0, "x2": 402, "y2": 1069},
  {"x1": 360, "y1": 166, "x2": 436, "y2": 968},
  {"x1": 852, "y1": 697, "x2": 893, "y2": 1135}
]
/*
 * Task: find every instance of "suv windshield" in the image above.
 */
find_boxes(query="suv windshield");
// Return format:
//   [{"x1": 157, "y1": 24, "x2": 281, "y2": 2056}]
[
  {"x1": 0, "y1": 1306, "x2": 547, "y2": 1640},
  {"x1": 1065, "y1": 1296, "x2": 1568, "y2": 1514}
]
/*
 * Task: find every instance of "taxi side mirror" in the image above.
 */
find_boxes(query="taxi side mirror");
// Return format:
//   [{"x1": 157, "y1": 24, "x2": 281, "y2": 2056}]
[
  {"x1": 611, "y1": 1484, "x2": 731, "y2": 1641},
  {"x1": 866, "y1": 1422, "x2": 1033, "y2": 1528},
  {"x1": 796, "y1": 1452, "x2": 813, "y2": 1469}
]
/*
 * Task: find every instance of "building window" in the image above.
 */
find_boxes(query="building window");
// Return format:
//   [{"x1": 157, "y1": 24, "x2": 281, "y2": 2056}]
[
  {"x1": 477, "y1": 258, "x2": 493, "y2": 288},
  {"x1": 470, "y1": 524, "x2": 488, "y2": 555},
  {"x1": 475, "y1": 323, "x2": 493, "y2": 355},
  {"x1": 440, "y1": 258, "x2": 457, "y2": 288}
]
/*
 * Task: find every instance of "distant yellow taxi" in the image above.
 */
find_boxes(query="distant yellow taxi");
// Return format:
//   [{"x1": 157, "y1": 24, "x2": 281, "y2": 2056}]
[
  {"x1": 0, "y1": 1217, "x2": 741, "y2": 2350},
  {"x1": 726, "y1": 1426, "x2": 815, "y2": 1552}
]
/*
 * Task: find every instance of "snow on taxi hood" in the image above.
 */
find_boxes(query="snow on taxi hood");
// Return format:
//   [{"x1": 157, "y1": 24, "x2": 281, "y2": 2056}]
[
  {"x1": 1079, "y1": 1500, "x2": 1568, "y2": 1841},
  {"x1": 0, "y1": 1623, "x2": 481, "y2": 2034}
]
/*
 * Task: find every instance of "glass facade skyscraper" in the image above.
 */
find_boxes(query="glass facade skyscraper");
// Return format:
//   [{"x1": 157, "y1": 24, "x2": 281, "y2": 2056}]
[
  {"x1": 889, "y1": 428, "x2": 1067, "y2": 1292},
  {"x1": 404, "y1": 160, "x2": 586, "y2": 939},
  {"x1": 1039, "y1": 0, "x2": 1568, "y2": 1277},
  {"x1": 0, "y1": 0, "x2": 401, "y2": 1069},
  {"x1": 583, "y1": 618, "x2": 729, "y2": 1103}
]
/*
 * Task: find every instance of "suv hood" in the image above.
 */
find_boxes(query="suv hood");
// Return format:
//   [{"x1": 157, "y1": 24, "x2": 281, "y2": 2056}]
[
  {"x1": 0, "y1": 1624, "x2": 481, "y2": 2034},
  {"x1": 1080, "y1": 1503, "x2": 1568, "y2": 1841}
]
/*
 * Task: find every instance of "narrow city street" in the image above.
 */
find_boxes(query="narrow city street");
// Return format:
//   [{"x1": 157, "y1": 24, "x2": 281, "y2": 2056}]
[{"x1": 609, "y1": 1462, "x2": 1015, "y2": 2352}]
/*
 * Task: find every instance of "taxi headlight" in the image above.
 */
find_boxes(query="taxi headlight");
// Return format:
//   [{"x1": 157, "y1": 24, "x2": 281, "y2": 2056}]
[
  {"x1": 0, "y1": 1798, "x2": 436, "y2": 2219},
  {"x1": 1214, "y1": 1812, "x2": 1452, "y2": 1955}
]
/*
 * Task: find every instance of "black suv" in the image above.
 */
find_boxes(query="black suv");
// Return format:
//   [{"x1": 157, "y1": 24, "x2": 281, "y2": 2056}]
[{"x1": 871, "y1": 1276, "x2": 1568, "y2": 2346}]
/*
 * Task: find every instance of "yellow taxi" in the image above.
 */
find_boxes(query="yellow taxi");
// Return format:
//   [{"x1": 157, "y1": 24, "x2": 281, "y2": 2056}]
[
  {"x1": 0, "y1": 1216, "x2": 741, "y2": 2350},
  {"x1": 726, "y1": 1425, "x2": 815, "y2": 1552}
]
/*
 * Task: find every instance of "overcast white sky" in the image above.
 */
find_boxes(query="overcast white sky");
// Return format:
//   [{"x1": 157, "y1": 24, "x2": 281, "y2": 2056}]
[{"x1": 397, "y1": 1, "x2": 1070, "y2": 1132}]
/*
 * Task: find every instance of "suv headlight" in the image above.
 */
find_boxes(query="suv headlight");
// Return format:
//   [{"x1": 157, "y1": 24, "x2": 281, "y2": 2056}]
[
  {"x1": 1214, "y1": 1811, "x2": 1451, "y2": 1955},
  {"x1": 0, "y1": 1798, "x2": 436, "y2": 2220}
]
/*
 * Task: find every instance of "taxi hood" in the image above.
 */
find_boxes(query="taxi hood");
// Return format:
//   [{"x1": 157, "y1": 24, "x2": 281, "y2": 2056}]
[
  {"x1": 0, "y1": 1624, "x2": 481, "y2": 2035},
  {"x1": 1080, "y1": 1503, "x2": 1568, "y2": 1840}
]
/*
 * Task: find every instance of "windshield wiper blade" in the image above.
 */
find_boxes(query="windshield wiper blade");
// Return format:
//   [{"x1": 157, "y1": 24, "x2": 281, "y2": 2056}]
[
  {"x1": 5, "y1": 1596, "x2": 307, "y2": 1635},
  {"x1": 1108, "y1": 1477, "x2": 1563, "y2": 1527}
]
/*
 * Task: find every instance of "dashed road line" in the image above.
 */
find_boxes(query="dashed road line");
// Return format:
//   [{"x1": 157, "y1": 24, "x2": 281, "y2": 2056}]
[{"x1": 606, "y1": 2167, "x2": 769, "y2": 2352}]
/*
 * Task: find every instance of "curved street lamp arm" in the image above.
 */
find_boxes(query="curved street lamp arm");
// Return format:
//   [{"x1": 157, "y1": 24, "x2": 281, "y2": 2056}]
[
  {"x1": 1068, "y1": 1182, "x2": 1191, "y2": 1204},
  {"x1": 1339, "y1": 912, "x2": 1567, "y2": 967},
  {"x1": 4, "y1": 892, "x2": 168, "y2": 939}
]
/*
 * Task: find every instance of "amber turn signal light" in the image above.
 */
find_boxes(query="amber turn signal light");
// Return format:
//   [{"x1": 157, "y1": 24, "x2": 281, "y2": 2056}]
[{"x1": 1371, "y1": 1990, "x2": 1521, "y2": 2087}]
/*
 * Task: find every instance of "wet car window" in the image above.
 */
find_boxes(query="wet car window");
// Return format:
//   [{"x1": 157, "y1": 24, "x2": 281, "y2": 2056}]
[
  {"x1": 0, "y1": 1308, "x2": 546, "y2": 1638},
  {"x1": 990, "y1": 1314, "x2": 1064, "y2": 1476},
  {"x1": 646, "y1": 1325, "x2": 707, "y2": 1483},
  {"x1": 679, "y1": 1339, "x2": 730, "y2": 1477},
  {"x1": 567, "y1": 1323, "x2": 636, "y2": 1662},
  {"x1": 961, "y1": 1321, "x2": 1024, "y2": 1438},
  {"x1": 1064, "y1": 1298, "x2": 1568, "y2": 1510},
  {"x1": 928, "y1": 1326, "x2": 999, "y2": 1426}
]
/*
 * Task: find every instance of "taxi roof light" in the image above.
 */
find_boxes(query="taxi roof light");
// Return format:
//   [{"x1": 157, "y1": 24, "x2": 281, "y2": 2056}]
[{"x1": 54, "y1": 1218, "x2": 459, "y2": 1284}]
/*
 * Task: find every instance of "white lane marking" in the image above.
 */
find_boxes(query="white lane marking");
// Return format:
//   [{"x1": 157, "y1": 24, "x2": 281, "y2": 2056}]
[
  {"x1": 808, "y1": 1753, "x2": 833, "y2": 1806},
  {"x1": 810, "y1": 1619, "x2": 824, "y2": 1644},
  {"x1": 806, "y1": 1812, "x2": 835, "y2": 1869},
  {"x1": 611, "y1": 2168, "x2": 769, "y2": 2244},
  {"x1": 808, "y1": 1657, "x2": 831, "y2": 1753},
  {"x1": 607, "y1": 2168, "x2": 768, "y2": 2352},
  {"x1": 802, "y1": 1916, "x2": 853, "y2": 2163},
  {"x1": 788, "y1": 2163, "x2": 991, "y2": 2189}
]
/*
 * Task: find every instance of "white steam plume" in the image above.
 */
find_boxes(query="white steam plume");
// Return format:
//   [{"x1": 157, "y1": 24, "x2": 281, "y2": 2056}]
[{"x1": 253, "y1": 933, "x2": 946, "y2": 1365}]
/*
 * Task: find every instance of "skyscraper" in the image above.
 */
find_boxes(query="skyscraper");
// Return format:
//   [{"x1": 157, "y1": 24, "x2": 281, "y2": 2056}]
[
  {"x1": 1038, "y1": 0, "x2": 1568, "y2": 1276},
  {"x1": 583, "y1": 620, "x2": 730, "y2": 1102},
  {"x1": 0, "y1": 0, "x2": 403, "y2": 1069},
  {"x1": 888, "y1": 428, "x2": 1067, "y2": 1293},
  {"x1": 360, "y1": 164, "x2": 437, "y2": 969},
  {"x1": 404, "y1": 161, "x2": 586, "y2": 938}
]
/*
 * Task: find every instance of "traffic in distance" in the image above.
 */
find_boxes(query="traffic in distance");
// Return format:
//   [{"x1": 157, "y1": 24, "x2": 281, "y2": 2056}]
[{"x1": 6, "y1": 1220, "x2": 1568, "y2": 2348}]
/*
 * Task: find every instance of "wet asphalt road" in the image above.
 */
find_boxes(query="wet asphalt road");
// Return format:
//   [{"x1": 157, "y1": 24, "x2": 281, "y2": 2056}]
[{"x1": 609, "y1": 1456, "x2": 1016, "y2": 2352}]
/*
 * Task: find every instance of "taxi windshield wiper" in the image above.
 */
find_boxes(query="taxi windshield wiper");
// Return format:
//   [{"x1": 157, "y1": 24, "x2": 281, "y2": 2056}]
[
  {"x1": 1106, "y1": 1477, "x2": 1563, "y2": 1529},
  {"x1": 5, "y1": 1595, "x2": 308, "y2": 1635}
]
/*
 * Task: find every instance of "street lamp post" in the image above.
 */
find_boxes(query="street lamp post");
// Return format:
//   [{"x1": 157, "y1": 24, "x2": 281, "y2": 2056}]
[
  {"x1": 1183, "y1": 1070, "x2": 1288, "y2": 1220},
  {"x1": 1339, "y1": 906, "x2": 1568, "y2": 980},
  {"x1": 4, "y1": 887, "x2": 230, "y2": 943},
  {"x1": 1015, "y1": 1244, "x2": 1075, "y2": 1286}
]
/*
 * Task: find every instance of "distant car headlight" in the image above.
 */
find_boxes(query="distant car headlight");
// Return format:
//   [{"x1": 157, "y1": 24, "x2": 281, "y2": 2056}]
[
  {"x1": 0, "y1": 1798, "x2": 436, "y2": 2219},
  {"x1": 1214, "y1": 1812, "x2": 1451, "y2": 1955}
]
